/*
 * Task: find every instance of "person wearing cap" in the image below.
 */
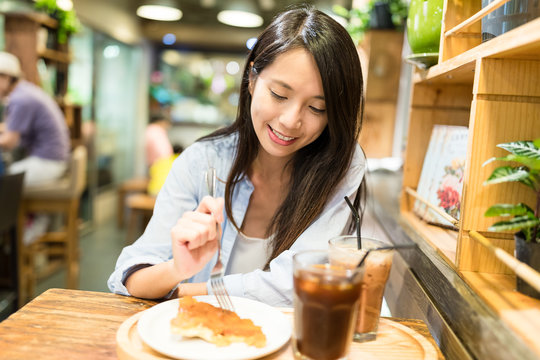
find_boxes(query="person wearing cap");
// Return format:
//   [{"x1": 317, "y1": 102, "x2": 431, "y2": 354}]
[
  {"x1": 0, "y1": 51, "x2": 70, "y2": 245},
  {"x1": 0, "y1": 51, "x2": 70, "y2": 186}
]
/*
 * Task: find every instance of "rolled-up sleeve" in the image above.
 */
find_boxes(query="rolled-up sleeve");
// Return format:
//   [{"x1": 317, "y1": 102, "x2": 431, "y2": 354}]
[{"x1": 107, "y1": 142, "x2": 206, "y2": 295}]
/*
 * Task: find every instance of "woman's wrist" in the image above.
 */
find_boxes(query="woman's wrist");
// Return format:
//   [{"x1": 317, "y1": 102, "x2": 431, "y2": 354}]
[
  {"x1": 176, "y1": 282, "x2": 208, "y2": 297},
  {"x1": 125, "y1": 260, "x2": 187, "y2": 299},
  {"x1": 166, "y1": 259, "x2": 186, "y2": 284}
]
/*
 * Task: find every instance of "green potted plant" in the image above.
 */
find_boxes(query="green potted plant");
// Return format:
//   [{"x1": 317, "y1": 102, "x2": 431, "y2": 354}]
[
  {"x1": 34, "y1": 0, "x2": 81, "y2": 44},
  {"x1": 333, "y1": 0, "x2": 408, "y2": 44},
  {"x1": 483, "y1": 139, "x2": 540, "y2": 299}
]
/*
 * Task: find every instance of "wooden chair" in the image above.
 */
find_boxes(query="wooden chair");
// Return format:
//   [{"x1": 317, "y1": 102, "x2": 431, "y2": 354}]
[
  {"x1": 0, "y1": 172, "x2": 24, "y2": 317},
  {"x1": 125, "y1": 193, "x2": 156, "y2": 245},
  {"x1": 117, "y1": 177, "x2": 149, "y2": 228},
  {"x1": 18, "y1": 146, "x2": 87, "y2": 306}
]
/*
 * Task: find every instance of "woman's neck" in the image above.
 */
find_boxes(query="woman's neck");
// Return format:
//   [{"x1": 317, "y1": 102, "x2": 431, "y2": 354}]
[
  {"x1": 250, "y1": 150, "x2": 292, "y2": 184},
  {"x1": 242, "y1": 150, "x2": 292, "y2": 238}
]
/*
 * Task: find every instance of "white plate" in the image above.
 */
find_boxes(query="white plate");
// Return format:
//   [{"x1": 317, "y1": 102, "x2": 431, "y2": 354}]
[{"x1": 137, "y1": 296, "x2": 292, "y2": 360}]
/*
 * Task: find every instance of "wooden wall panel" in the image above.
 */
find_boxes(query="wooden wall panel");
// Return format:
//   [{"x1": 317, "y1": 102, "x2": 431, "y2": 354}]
[
  {"x1": 4, "y1": 15, "x2": 40, "y2": 85},
  {"x1": 363, "y1": 31, "x2": 404, "y2": 103},
  {"x1": 359, "y1": 30, "x2": 404, "y2": 158},
  {"x1": 386, "y1": 252, "x2": 473, "y2": 360},
  {"x1": 359, "y1": 103, "x2": 396, "y2": 159},
  {"x1": 458, "y1": 231, "x2": 514, "y2": 273},
  {"x1": 461, "y1": 100, "x2": 540, "y2": 232},
  {"x1": 476, "y1": 58, "x2": 540, "y2": 97},
  {"x1": 411, "y1": 83, "x2": 473, "y2": 108}
]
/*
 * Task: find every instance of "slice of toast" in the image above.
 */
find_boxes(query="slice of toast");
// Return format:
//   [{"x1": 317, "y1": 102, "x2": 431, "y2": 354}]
[{"x1": 170, "y1": 296, "x2": 267, "y2": 348}]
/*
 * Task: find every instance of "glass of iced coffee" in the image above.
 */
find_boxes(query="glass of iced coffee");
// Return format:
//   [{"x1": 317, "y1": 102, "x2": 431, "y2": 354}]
[
  {"x1": 293, "y1": 250, "x2": 363, "y2": 360},
  {"x1": 328, "y1": 236, "x2": 394, "y2": 342}
]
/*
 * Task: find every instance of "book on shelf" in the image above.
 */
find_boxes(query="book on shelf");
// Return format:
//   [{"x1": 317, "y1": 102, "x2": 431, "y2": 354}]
[{"x1": 413, "y1": 125, "x2": 469, "y2": 229}]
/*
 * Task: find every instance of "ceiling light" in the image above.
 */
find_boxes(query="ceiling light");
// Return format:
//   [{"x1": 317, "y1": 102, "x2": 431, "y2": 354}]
[
  {"x1": 161, "y1": 50, "x2": 182, "y2": 66},
  {"x1": 217, "y1": 10, "x2": 263, "y2": 28},
  {"x1": 162, "y1": 33, "x2": 176, "y2": 45},
  {"x1": 103, "y1": 45, "x2": 120, "y2": 59},
  {"x1": 246, "y1": 37, "x2": 257, "y2": 50},
  {"x1": 226, "y1": 61, "x2": 240, "y2": 75},
  {"x1": 136, "y1": 5, "x2": 182, "y2": 21}
]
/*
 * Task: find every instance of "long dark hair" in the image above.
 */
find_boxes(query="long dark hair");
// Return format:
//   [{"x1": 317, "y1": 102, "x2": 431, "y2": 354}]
[{"x1": 200, "y1": 4, "x2": 365, "y2": 267}]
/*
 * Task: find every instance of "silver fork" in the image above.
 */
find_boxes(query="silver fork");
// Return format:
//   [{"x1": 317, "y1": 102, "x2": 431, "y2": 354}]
[{"x1": 205, "y1": 167, "x2": 235, "y2": 312}]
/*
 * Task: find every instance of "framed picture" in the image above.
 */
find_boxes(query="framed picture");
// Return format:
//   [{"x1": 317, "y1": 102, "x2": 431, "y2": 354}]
[{"x1": 413, "y1": 125, "x2": 468, "y2": 229}]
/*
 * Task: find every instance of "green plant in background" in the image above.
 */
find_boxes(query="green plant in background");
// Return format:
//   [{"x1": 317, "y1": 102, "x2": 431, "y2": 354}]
[
  {"x1": 483, "y1": 139, "x2": 540, "y2": 243},
  {"x1": 333, "y1": 0, "x2": 408, "y2": 43},
  {"x1": 34, "y1": 0, "x2": 81, "y2": 44}
]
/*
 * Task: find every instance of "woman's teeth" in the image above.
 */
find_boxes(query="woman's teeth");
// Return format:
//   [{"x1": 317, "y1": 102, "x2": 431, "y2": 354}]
[{"x1": 271, "y1": 127, "x2": 295, "y2": 141}]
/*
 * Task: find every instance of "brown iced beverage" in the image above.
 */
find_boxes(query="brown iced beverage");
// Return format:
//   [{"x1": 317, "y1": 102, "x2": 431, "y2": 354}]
[
  {"x1": 328, "y1": 236, "x2": 394, "y2": 342},
  {"x1": 293, "y1": 251, "x2": 362, "y2": 360},
  {"x1": 354, "y1": 249, "x2": 393, "y2": 340}
]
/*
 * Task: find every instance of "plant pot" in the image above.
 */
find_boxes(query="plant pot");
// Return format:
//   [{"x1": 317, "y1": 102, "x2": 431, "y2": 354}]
[
  {"x1": 370, "y1": 2, "x2": 395, "y2": 29},
  {"x1": 481, "y1": 0, "x2": 540, "y2": 42},
  {"x1": 406, "y1": 0, "x2": 444, "y2": 54},
  {"x1": 514, "y1": 231, "x2": 540, "y2": 299}
]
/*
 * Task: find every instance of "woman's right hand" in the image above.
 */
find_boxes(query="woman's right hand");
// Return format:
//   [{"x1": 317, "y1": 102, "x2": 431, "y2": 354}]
[{"x1": 170, "y1": 195, "x2": 224, "y2": 282}]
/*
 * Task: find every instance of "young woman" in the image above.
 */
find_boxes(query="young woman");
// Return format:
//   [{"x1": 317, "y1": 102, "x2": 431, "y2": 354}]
[{"x1": 108, "y1": 5, "x2": 366, "y2": 306}]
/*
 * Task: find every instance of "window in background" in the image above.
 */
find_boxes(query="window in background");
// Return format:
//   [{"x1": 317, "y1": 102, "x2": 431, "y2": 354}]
[
  {"x1": 153, "y1": 49, "x2": 246, "y2": 125},
  {"x1": 93, "y1": 32, "x2": 144, "y2": 190},
  {"x1": 68, "y1": 24, "x2": 93, "y2": 121},
  {"x1": 66, "y1": 23, "x2": 94, "y2": 223}
]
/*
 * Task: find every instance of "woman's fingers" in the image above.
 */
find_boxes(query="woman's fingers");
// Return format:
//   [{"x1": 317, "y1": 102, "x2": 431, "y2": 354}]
[
  {"x1": 169, "y1": 196, "x2": 224, "y2": 279},
  {"x1": 198, "y1": 196, "x2": 225, "y2": 223},
  {"x1": 172, "y1": 232, "x2": 219, "y2": 279},
  {"x1": 172, "y1": 213, "x2": 216, "y2": 248}
]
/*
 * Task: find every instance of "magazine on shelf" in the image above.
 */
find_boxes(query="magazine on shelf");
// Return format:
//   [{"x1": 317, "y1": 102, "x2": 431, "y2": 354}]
[{"x1": 413, "y1": 125, "x2": 469, "y2": 229}]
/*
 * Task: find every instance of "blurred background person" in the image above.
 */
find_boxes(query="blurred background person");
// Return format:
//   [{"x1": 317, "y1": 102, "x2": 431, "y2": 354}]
[
  {"x1": 145, "y1": 113, "x2": 173, "y2": 168},
  {"x1": 0, "y1": 51, "x2": 70, "y2": 245},
  {"x1": 0, "y1": 51, "x2": 70, "y2": 187}
]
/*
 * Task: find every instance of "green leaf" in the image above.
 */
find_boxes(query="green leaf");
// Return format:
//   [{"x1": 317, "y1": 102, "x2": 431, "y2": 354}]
[
  {"x1": 534, "y1": 138, "x2": 540, "y2": 149},
  {"x1": 485, "y1": 154, "x2": 540, "y2": 171},
  {"x1": 488, "y1": 216, "x2": 540, "y2": 232},
  {"x1": 498, "y1": 140, "x2": 540, "y2": 160},
  {"x1": 482, "y1": 157, "x2": 497, "y2": 167},
  {"x1": 484, "y1": 166, "x2": 530, "y2": 185},
  {"x1": 332, "y1": 5, "x2": 350, "y2": 18},
  {"x1": 484, "y1": 203, "x2": 534, "y2": 217},
  {"x1": 523, "y1": 227, "x2": 533, "y2": 242}
]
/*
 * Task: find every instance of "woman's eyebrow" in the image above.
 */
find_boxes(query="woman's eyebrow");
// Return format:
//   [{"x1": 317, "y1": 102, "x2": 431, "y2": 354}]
[{"x1": 271, "y1": 79, "x2": 325, "y2": 100}]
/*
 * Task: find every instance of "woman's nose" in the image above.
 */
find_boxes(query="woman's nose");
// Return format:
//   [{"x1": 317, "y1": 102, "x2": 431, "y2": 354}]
[{"x1": 279, "y1": 103, "x2": 302, "y2": 130}]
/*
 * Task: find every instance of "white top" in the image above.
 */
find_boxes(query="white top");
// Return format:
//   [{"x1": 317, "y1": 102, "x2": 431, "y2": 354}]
[{"x1": 227, "y1": 232, "x2": 271, "y2": 274}]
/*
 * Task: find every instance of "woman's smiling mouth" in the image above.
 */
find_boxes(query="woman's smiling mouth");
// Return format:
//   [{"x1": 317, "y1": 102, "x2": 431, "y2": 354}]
[{"x1": 267, "y1": 125, "x2": 298, "y2": 145}]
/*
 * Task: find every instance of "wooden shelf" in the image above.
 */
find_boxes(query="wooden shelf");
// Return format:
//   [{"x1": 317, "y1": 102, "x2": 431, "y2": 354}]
[
  {"x1": 38, "y1": 48, "x2": 71, "y2": 64},
  {"x1": 461, "y1": 271, "x2": 540, "y2": 357},
  {"x1": 401, "y1": 3, "x2": 540, "y2": 356},
  {"x1": 401, "y1": 211, "x2": 457, "y2": 266},
  {"x1": 444, "y1": 0, "x2": 511, "y2": 37},
  {"x1": 413, "y1": 17, "x2": 540, "y2": 84},
  {"x1": 0, "y1": 11, "x2": 58, "y2": 29}
]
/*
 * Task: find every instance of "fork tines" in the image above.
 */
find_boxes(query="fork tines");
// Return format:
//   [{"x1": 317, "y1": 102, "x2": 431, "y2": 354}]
[{"x1": 211, "y1": 276, "x2": 235, "y2": 311}]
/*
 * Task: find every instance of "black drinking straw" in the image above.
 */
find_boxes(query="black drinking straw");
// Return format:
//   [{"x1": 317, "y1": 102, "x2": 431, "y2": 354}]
[
  {"x1": 344, "y1": 196, "x2": 361, "y2": 249},
  {"x1": 356, "y1": 243, "x2": 417, "y2": 268}
]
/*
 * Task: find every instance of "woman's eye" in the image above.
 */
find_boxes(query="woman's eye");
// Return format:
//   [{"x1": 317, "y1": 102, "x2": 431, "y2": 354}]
[
  {"x1": 270, "y1": 90, "x2": 286, "y2": 100},
  {"x1": 310, "y1": 106, "x2": 326, "y2": 114}
]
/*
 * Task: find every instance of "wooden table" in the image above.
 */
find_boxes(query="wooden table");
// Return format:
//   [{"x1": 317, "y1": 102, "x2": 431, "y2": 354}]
[{"x1": 0, "y1": 288, "x2": 444, "y2": 359}]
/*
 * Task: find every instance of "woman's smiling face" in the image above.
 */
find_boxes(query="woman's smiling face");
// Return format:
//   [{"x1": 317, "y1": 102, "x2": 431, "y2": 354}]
[{"x1": 249, "y1": 48, "x2": 328, "y2": 162}]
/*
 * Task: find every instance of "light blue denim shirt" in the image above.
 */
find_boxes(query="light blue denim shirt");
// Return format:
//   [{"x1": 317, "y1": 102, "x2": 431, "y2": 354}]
[{"x1": 108, "y1": 132, "x2": 365, "y2": 306}]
